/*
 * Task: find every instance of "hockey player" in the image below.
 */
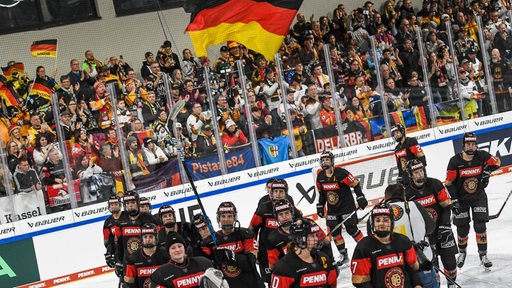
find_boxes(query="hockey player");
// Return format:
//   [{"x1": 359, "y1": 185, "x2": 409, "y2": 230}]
[
  {"x1": 391, "y1": 123, "x2": 427, "y2": 185},
  {"x1": 139, "y1": 197, "x2": 152, "y2": 214},
  {"x1": 385, "y1": 184, "x2": 438, "y2": 288},
  {"x1": 103, "y1": 195, "x2": 123, "y2": 270},
  {"x1": 248, "y1": 178, "x2": 299, "y2": 283},
  {"x1": 405, "y1": 159, "x2": 459, "y2": 286},
  {"x1": 125, "y1": 223, "x2": 170, "y2": 287},
  {"x1": 202, "y1": 201, "x2": 264, "y2": 288},
  {"x1": 149, "y1": 233, "x2": 218, "y2": 288},
  {"x1": 157, "y1": 205, "x2": 195, "y2": 248},
  {"x1": 445, "y1": 132, "x2": 501, "y2": 270},
  {"x1": 257, "y1": 177, "x2": 295, "y2": 206},
  {"x1": 188, "y1": 213, "x2": 211, "y2": 257},
  {"x1": 116, "y1": 191, "x2": 159, "y2": 280},
  {"x1": 271, "y1": 218, "x2": 338, "y2": 288},
  {"x1": 316, "y1": 151, "x2": 368, "y2": 265},
  {"x1": 351, "y1": 203, "x2": 423, "y2": 288}
]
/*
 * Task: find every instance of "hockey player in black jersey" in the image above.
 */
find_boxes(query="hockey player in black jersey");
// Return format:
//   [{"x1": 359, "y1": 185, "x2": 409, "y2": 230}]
[
  {"x1": 405, "y1": 159, "x2": 459, "y2": 286},
  {"x1": 266, "y1": 198, "x2": 297, "y2": 270},
  {"x1": 125, "y1": 223, "x2": 170, "y2": 287},
  {"x1": 116, "y1": 191, "x2": 159, "y2": 280},
  {"x1": 445, "y1": 132, "x2": 501, "y2": 270},
  {"x1": 157, "y1": 205, "x2": 195, "y2": 248},
  {"x1": 103, "y1": 195, "x2": 123, "y2": 270},
  {"x1": 149, "y1": 233, "x2": 217, "y2": 288},
  {"x1": 351, "y1": 203, "x2": 423, "y2": 288},
  {"x1": 187, "y1": 213, "x2": 210, "y2": 257},
  {"x1": 203, "y1": 201, "x2": 264, "y2": 288},
  {"x1": 271, "y1": 218, "x2": 338, "y2": 288},
  {"x1": 316, "y1": 151, "x2": 368, "y2": 266},
  {"x1": 249, "y1": 179, "x2": 299, "y2": 283},
  {"x1": 391, "y1": 123, "x2": 427, "y2": 185},
  {"x1": 140, "y1": 197, "x2": 152, "y2": 214}
]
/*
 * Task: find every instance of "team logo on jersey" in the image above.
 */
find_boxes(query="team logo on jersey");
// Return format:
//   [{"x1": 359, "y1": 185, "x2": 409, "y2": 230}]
[
  {"x1": 384, "y1": 267, "x2": 405, "y2": 287},
  {"x1": 327, "y1": 191, "x2": 340, "y2": 205},
  {"x1": 221, "y1": 264, "x2": 241, "y2": 278},
  {"x1": 463, "y1": 177, "x2": 478, "y2": 194},
  {"x1": 425, "y1": 207, "x2": 439, "y2": 222},
  {"x1": 127, "y1": 237, "x2": 141, "y2": 254},
  {"x1": 390, "y1": 204, "x2": 404, "y2": 221}
]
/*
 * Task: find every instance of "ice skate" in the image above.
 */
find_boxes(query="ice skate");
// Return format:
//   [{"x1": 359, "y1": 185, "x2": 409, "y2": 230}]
[
  {"x1": 479, "y1": 254, "x2": 492, "y2": 271},
  {"x1": 334, "y1": 249, "x2": 349, "y2": 267},
  {"x1": 456, "y1": 250, "x2": 466, "y2": 268}
]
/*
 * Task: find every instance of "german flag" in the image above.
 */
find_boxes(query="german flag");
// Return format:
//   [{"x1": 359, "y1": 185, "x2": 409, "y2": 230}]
[
  {"x1": 185, "y1": 0, "x2": 303, "y2": 60},
  {"x1": 32, "y1": 77, "x2": 54, "y2": 100},
  {"x1": 30, "y1": 39, "x2": 57, "y2": 58},
  {"x1": 1, "y1": 62, "x2": 25, "y2": 81},
  {"x1": 0, "y1": 81, "x2": 19, "y2": 107}
]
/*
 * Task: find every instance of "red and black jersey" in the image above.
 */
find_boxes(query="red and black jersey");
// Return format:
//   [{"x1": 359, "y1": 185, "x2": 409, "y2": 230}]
[
  {"x1": 271, "y1": 250, "x2": 337, "y2": 288},
  {"x1": 394, "y1": 137, "x2": 426, "y2": 177},
  {"x1": 445, "y1": 150, "x2": 500, "y2": 203},
  {"x1": 351, "y1": 233, "x2": 419, "y2": 288},
  {"x1": 266, "y1": 227, "x2": 290, "y2": 268},
  {"x1": 125, "y1": 247, "x2": 170, "y2": 288},
  {"x1": 117, "y1": 212, "x2": 160, "y2": 263},
  {"x1": 202, "y1": 228, "x2": 260, "y2": 288},
  {"x1": 103, "y1": 212, "x2": 123, "y2": 255},
  {"x1": 149, "y1": 256, "x2": 213, "y2": 288},
  {"x1": 405, "y1": 177, "x2": 451, "y2": 226},
  {"x1": 316, "y1": 167, "x2": 358, "y2": 214}
]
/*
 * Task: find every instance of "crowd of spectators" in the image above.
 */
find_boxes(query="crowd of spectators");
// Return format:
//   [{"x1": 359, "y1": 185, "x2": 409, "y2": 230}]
[{"x1": 1, "y1": 0, "x2": 512, "y2": 211}]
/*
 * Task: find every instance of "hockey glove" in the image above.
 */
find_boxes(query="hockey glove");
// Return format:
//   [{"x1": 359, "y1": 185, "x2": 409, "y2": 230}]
[
  {"x1": 316, "y1": 204, "x2": 325, "y2": 218},
  {"x1": 451, "y1": 199, "x2": 461, "y2": 215},
  {"x1": 213, "y1": 248, "x2": 237, "y2": 265},
  {"x1": 356, "y1": 195, "x2": 368, "y2": 210},
  {"x1": 104, "y1": 253, "x2": 115, "y2": 268},
  {"x1": 114, "y1": 262, "x2": 123, "y2": 277},
  {"x1": 480, "y1": 169, "x2": 491, "y2": 188}
]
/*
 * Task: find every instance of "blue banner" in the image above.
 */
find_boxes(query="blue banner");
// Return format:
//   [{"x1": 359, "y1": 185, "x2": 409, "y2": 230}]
[
  {"x1": 134, "y1": 159, "x2": 181, "y2": 193},
  {"x1": 184, "y1": 147, "x2": 256, "y2": 180}
]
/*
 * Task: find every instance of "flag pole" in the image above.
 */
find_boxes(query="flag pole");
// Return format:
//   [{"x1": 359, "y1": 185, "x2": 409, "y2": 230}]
[{"x1": 53, "y1": 39, "x2": 59, "y2": 76}]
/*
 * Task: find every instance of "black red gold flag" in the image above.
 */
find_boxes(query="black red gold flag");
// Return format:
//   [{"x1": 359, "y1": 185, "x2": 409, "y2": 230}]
[
  {"x1": 0, "y1": 81, "x2": 19, "y2": 107},
  {"x1": 30, "y1": 39, "x2": 58, "y2": 58},
  {"x1": 1, "y1": 62, "x2": 25, "y2": 81},
  {"x1": 32, "y1": 77, "x2": 54, "y2": 100},
  {"x1": 185, "y1": 0, "x2": 303, "y2": 60}
]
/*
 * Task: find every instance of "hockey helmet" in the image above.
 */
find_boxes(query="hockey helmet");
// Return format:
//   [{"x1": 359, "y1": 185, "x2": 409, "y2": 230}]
[
  {"x1": 270, "y1": 179, "x2": 288, "y2": 200},
  {"x1": 319, "y1": 151, "x2": 334, "y2": 169},
  {"x1": 159, "y1": 205, "x2": 176, "y2": 227},
  {"x1": 140, "y1": 223, "x2": 158, "y2": 248},
  {"x1": 216, "y1": 201, "x2": 238, "y2": 230},
  {"x1": 123, "y1": 191, "x2": 140, "y2": 216},
  {"x1": 462, "y1": 132, "x2": 477, "y2": 155},
  {"x1": 140, "y1": 197, "x2": 152, "y2": 210},
  {"x1": 370, "y1": 202, "x2": 394, "y2": 238},
  {"x1": 193, "y1": 213, "x2": 207, "y2": 230},
  {"x1": 390, "y1": 123, "x2": 405, "y2": 142},
  {"x1": 107, "y1": 194, "x2": 121, "y2": 213},
  {"x1": 273, "y1": 199, "x2": 295, "y2": 227},
  {"x1": 289, "y1": 218, "x2": 313, "y2": 249},
  {"x1": 406, "y1": 159, "x2": 426, "y2": 185}
]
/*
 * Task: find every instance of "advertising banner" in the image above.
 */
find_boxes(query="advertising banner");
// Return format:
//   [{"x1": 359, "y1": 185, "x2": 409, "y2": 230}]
[
  {"x1": 0, "y1": 238, "x2": 40, "y2": 287},
  {"x1": 185, "y1": 147, "x2": 255, "y2": 180},
  {"x1": 133, "y1": 159, "x2": 181, "y2": 193}
]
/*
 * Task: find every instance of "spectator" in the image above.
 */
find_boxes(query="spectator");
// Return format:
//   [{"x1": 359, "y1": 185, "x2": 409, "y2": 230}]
[
  {"x1": 7, "y1": 140, "x2": 30, "y2": 174},
  {"x1": 456, "y1": 68, "x2": 479, "y2": 119},
  {"x1": 27, "y1": 114, "x2": 55, "y2": 147},
  {"x1": 281, "y1": 108, "x2": 307, "y2": 157},
  {"x1": 195, "y1": 124, "x2": 216, "y2": 156},
  {"x1": 222, "y1": 119, "x2": 248, "y2": 148},
  {"x1": 181, "y1": 48, "x2": 201, "y2": 79},
  {"x1": 126, "y1": 136, "x2": 150, "y2": 180},
  {"x1": 108, "y1": 55, "x2": 131, "y2": 82},
  {"x1": 186, "y1": 102, "x2": 210, "y2": 143},
  {"x1": 115, "y1": 98, "x2": 132, "y2": 133},
  {"x1": 104, "y1": 129, "x2": 120, "y2": 149},
  {"x1": 157, "y1": 40, "x2": 181, "y2": 75},
  {"x1": 171, "y1": 69, "x2": 185, "y2": 88},
  {"x1": 251, "y1": 106, "x2": 272, "y2": 139},
  {"x1": 71, "y1": 128, "x2": 100, "y2": 164},
  {"x1": 384, "y1": 77, "x2": 410, "y2": 112},
  {"x1": 32, "y1": 133, "x2": 56, "y2": 172},
  {"x1": 490, "y1": 48, "x2": 512, "y2": 113},
  {"x1": 142, "y1": 137, "x2": 168, "y2": 172},
  {"x1": 348, "y1": 95, "x2": 372, "y2": 119},
  {"x1": 215, "y1": 94, "x2": 240, "y2": 132},
  {"x1": 56, "y1": 75, "x2": 77, "y2": 105},
  {"x1": 398, "y1": 39, "x2": 420, "y2": 82},
  {"x1": 82, "y1": 50, "x2": 104, "y2": 81},
  {"x1": 310, "y1": 64, "x2": 330, "y2": 94},
  {"x1": 140, "y1": 52, "x2": 155, "y2": 80},
  {"x1": 8, "y1": 124, "x2": 27, "y2": 150},
  {"x1": 141, "y1": 90, "x2": 163, "y2": 127},
  {"x1": 319, "y1": 95, "x2": 336, "y2": 127},
  {"x1": 59, "y1": 110, "x2": 75, "y2": 141},
  {"x1": 145, "y1": 61, "x2": 171, "y2": 107},
  {"x1": 68, "y1": 58, "x2": 93, "y2": 90},
  {"x1": 88, "y1": 81, "x2": 114, "y2": 131},
  {"x1": 127, "y1": 118, "x2": 154, "y2": 146},
  {"x1": 77, "y1": 99, "x2": 100, "y2": 133},
  {"x1": 13, "y1": 157, "x2": 41, "y2": 194},
  {"x1": 41, "y1": 146, "x2": 67, "y2": 186},
  {"x1": 493, "y1": 23, "x2": 512, "y2": 60},
  {"x1": 182, "y1": 79, "x2": 203, "y2": 107},
  {"x1": 97, "y1": 143, "x2": 122, "y2": 174},
  {"x1": 76, "y1": 154, "x2": 103, "y2": 182},
  {"x1": 303, "y1": 83, "x2": 322, "y2": 130}
]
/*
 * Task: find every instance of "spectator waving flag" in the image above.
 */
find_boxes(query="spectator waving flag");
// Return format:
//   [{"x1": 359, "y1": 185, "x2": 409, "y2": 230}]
[
  {"x1": 32, "y1": 77, "x2": 54, "y2": 100},
  {"x1": 184, "y1": 0, "x2": 303, "y2": 60},
  {"x1": 30, "y1": 39, "x2": 58, "y2": 58},
  {"x1": 1, "y1": 62, "x2": 25, "y2": 81}
]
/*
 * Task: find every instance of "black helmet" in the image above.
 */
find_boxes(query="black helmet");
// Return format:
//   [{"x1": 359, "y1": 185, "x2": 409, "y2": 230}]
[
  {"x1": 123, "y1": 191, "x2": 140, "y2": 216},
  {"x1": 370, "y1": 202, "x2": 394, "y2": 238},
  {"x1": 390, "y1": 123, "x2": 405, "y2": 142},
  {"x1": 193, "y1": 213, "x2": 207, "y2": 229},
  {"x1": 140, "y1": 197, "x2": 152, "y2": 210},
  {"x1": 140, "y1": 223, "x2": 158, "y2": 248},
  {"x1": 159, "y1": 205, "x2": 176, "y2": 227},
  {"x1": 270, "y1": 179, "x2": 288, "y2": 200},
  {"x1": 289, "y1": 218, "x2": 312, "y2": 248},
  {"x1": 462, "y1": 132, "x2": 477, "y2": 155},
  {"x1": 273, "y1": 199, "x2": 294, "y2": 227},
  {"x1": 406, "y1": 159, "x2": 426, "y2": 186},
  {"x1": 216, "y1": 201, "x2": 237, "y2": 230},
  {"x1": 319, "y1": 151, "x2": 334, "y2": 169},
  {"x1": 107, "y1": 194, "x2": 121, "y2": 213}
]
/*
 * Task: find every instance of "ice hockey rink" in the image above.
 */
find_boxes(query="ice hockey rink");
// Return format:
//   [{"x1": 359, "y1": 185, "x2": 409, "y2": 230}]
[{"x1": 55, "y1": 172, "x2": 512, "y2": 288}]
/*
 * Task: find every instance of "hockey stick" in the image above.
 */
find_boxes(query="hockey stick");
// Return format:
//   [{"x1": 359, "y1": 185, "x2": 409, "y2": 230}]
[
  {"x1": 432, "y1": 265, "x2": 462, "y2": 288},
  {"x1": 489, "y1": 190, "x2": 512, "y2": 220},
  {"x1": 179, "y1": 154, "x2": 218, "y2": 247}
]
